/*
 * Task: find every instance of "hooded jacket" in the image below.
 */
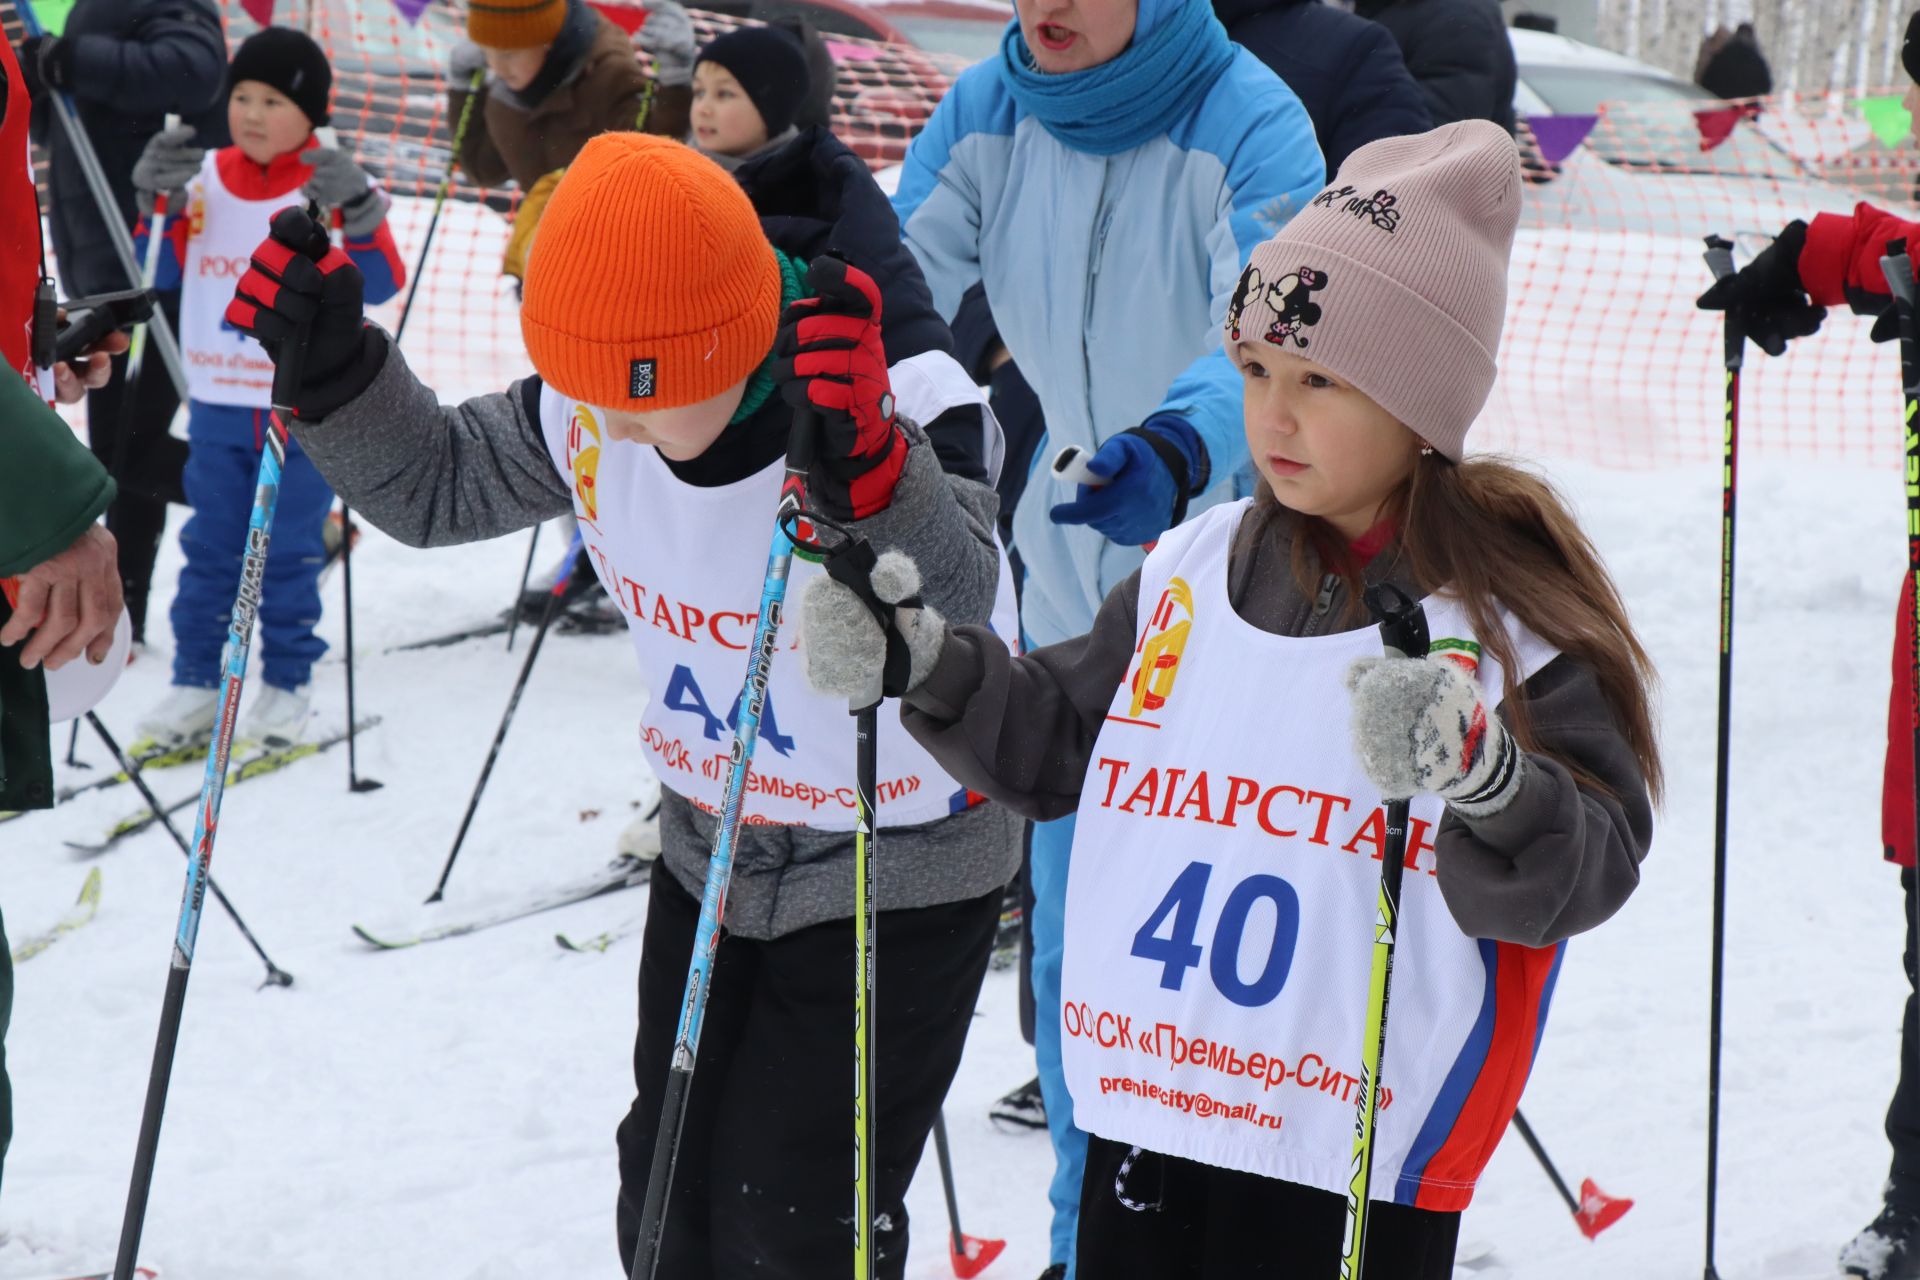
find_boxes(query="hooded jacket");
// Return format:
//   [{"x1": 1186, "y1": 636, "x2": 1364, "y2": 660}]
[
  {"x1": 451, "y1": 8, "x2": 693, "y2": 192},
  {"x1": 1212, "y1": 0, "x2": 1430, "y2": 174},
  {"x1": 1354, "y1": 0, "x2": 1516, "y2": 134},
  {"x1": 892, "y1": 0, "x2": 1324, "y2": 650}
]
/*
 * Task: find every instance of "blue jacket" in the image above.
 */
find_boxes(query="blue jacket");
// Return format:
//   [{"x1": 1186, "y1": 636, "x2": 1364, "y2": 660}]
[
  {"x1": 893, "y1": 39, "x2": 1323, "y2": 648},
  {"x1": 1214, "y1": 0, "x2": 1430, "y2": 174}
]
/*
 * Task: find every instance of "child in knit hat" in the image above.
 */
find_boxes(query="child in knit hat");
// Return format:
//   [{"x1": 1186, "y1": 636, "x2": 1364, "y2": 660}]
[
  {"x1": 691, "y1": 25, "x2": 811, "y2": 165},
  {"x1": 806, "y1": 120, "x2": 1661, "y2": 1277},
  {"x1": 128, "y1": 26, "x2": 406, "y2": 751},
  {"x1": 222, "y1": 131, "x2": 1019, "y2": 1277}
]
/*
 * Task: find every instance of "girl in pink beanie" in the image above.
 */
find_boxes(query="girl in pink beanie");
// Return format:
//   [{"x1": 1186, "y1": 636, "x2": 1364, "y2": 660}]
[{"x1": 804, "y1": 120, "x2": 1663, "y2": 1276}]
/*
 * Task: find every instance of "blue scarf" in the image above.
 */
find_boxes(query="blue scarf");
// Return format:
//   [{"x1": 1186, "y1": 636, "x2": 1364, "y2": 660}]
[{"x1": 997, "y1": 0, "x2": 1236, "y2": 157}]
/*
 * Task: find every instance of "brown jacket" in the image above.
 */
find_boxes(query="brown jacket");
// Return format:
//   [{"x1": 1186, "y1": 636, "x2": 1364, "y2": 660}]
[
  {"x1": 450, "y1": 12, "x2": 692, "y2": 192},
  {"x1": 901, "y1": 500, "x2": 1655, "y2": 950}
]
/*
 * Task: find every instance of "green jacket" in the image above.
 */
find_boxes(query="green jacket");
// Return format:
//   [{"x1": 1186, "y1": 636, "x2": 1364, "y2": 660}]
[{"x1": 1, "y1": 372, "x2": 116, "y2": 811}]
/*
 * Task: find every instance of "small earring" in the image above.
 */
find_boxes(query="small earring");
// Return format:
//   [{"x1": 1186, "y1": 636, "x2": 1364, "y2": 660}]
[{"x1": 1419, "y1": 443, "x2": 1434, "y2": 457}]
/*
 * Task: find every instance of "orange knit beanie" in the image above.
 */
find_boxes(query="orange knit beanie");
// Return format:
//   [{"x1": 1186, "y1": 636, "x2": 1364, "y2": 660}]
[
  {"x1": 521, "y1": 134, "x2": 782, "y2": 411},
  {"x1": 467, "y1": 0, "x2": 566, "y2": 49}
]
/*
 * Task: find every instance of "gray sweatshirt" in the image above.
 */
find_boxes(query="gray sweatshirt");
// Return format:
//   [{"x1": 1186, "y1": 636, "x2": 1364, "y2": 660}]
[
  {"x1": 901, "y1": 500, "x2": 1654, "y2": 949},
  {"x1": 288, "y1": 336, "x2": 1022, "y2": 938}
]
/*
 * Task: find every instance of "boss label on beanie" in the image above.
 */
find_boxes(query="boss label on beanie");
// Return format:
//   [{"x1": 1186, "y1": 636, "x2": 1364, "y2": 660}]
[{"x1": 629, "y1": 359, "x2": 658, "y2": 400}]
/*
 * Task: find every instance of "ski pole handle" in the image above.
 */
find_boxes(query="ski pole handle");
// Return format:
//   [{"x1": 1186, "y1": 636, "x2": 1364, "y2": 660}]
[
  {"x1": 1364, "y1": 581, "x2": 1428, "y2": 661},
  {"x1": 1052, "y1": 444, "x2": 1104, "y2": 488},
  {"x1": 1703, "y1": 235, "x2": 1743, "y2": 373}
]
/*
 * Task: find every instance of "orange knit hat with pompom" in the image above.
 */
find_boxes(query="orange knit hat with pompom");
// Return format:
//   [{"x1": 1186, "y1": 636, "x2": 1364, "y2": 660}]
[{"x1": 521, "y1": 133, "x2": 781, "y2": 412}]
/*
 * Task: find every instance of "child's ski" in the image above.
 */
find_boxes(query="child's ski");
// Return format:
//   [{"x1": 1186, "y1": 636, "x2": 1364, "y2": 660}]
[
  {"x1": 18, "y1": 1268, "x2": 158, "y2": 1280},
  {"x1": 354, "y1": 856, "x2": 652, "y2": 950},
  {"x1": 65, "y1": 718, "x2": 381, "y2": 856},
  {"x1": 9, "y1": 868, "x2": 104, "y2": 963},
  {"x1": 556, "y1": 918, "x2": 645, "y2": 953},
  {"x1": 382, "y1": 617, "x2": 511, "y2": 654}
]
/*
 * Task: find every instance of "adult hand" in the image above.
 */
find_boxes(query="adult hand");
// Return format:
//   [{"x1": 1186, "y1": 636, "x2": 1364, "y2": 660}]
[
  {"x1": 51, "y1": 309, "x2": 130, "y2": 405},
  {"x1": 17, "y1": 34, "x2": 73, "y2": 102},
  {"x1": 1048, "y1": 416, "x2": 1208, "y2": 546},
  {"x1": 0, "y1": 524, "x2": 123, "y2": 670},
  {"x1": 131, "y1": 123, "x2": 204, "y2": 216},
  {"x1": 1695, "y1": 220, "x2": 1827, "y2": 357}
]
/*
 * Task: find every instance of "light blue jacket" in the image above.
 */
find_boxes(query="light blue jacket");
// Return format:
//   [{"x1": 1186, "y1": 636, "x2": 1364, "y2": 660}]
[{"x1": 893, "y1": 48, "x2": 1324, "y2": 647}]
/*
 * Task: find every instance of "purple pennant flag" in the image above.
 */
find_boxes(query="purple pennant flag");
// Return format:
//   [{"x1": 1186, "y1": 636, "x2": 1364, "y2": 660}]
[
  {"x1": 392, "y1": 0, "x2": 431, "y2": 25},
  {"x1": 1525, "y1": 114, "x2": 1599, "y2": 166}
]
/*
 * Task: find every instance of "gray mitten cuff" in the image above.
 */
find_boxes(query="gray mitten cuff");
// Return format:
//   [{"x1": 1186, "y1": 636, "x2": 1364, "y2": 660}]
[{"x1": 801, "y1": 550, "x2": 946, "y2": 704}]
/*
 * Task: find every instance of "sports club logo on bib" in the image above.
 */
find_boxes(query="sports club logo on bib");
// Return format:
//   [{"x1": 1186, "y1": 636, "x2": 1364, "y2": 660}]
[
  {"x1": 567, "y1": 404, "x2": 602, "y2": 526},
  {"x1": 1429, "y1": 637, "x2": 1481, "y2": 673},
  {"x1": 1110, "y1": 578, "x2": 1194, "y2": 729}
]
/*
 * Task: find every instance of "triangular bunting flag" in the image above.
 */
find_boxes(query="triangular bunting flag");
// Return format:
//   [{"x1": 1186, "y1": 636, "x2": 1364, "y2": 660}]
[
  {"x1": 25, "y1": 0, "x2": 74, "y2": 36},
  {"x1": 239, "y1": 0, "x2": 272, "y2": 25},
  {"x1": 391, "y1": 0, "x2": 432, "y2": 24},
  {"x1": 1693, "y1": 102, "x2": 1760, "y2": 151},
  {"x1": 589, "y1": 1, "x2": 647, "y2": 35},
  {"x1": 1525, "y1": 113, "x2": 1598, "y2": 166},
  {"x1": 1862, "y1": 94, "x2": 1914, "y2": 147}
]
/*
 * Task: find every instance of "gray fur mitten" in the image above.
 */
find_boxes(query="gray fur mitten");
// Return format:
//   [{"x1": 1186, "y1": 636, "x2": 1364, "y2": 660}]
[
  {"x1": 1344, "y1": 654, "x2": 1524, "y2": 816},
  {"x1": 800, "y1": 550, "x2": 946, "y2": 705}
]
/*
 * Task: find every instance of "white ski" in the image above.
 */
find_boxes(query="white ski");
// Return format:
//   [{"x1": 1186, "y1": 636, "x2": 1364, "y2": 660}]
[{"x1": 354, "y1": 857, "x2": 652, "y2": 950}]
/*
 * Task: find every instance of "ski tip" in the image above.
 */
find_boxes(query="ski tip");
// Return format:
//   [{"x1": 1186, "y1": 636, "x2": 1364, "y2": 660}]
[
  {"x1": 949, "y1": 1234, "x2": 1006, "y2": 1278},
  {"x1": 1573, "y1": 1178, "x2": 1632, "y2": 1240},
  {"x1": 351, "y1": 924, "x2": 412, "y2": 950},
  {"x1": 78, "y1": 865, "x2": 103, "y2": 906}
]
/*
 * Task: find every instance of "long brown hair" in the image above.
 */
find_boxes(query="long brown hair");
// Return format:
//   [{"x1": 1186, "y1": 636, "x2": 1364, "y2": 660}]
[{"x1": 1278, "y1": 454, "x2": 1664, "y2": 805}]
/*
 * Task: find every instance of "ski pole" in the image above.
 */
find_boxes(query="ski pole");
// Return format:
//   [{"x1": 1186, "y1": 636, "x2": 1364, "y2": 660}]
[
  {"x1": 391, "y1": 67, "x2": 484, "y2": 348},
  {"x1": 85, "y1": 713, "x2": 294, "y2": 989},
  {"x1": 110, "y1": 113, "x2": 182, "y2": 460},
  {"x1": 854, "y1": 690, "x2": 878, "y2": 1280},
  {"x1": 630, "y1": 407, "x2": 819, "y2": 1280},
  {"x1": 109, "y1": 212, "x2": 327, "y2": 1280},
  {"x1": 932, "y1": 1112, "x2": 1007, "y2": 1279},
  {"x1": 64, "y1": 718, "x2": 85, "y2": 768},
  {"x1": 1339, "y1": 582, "x2": 1429, "y2": 1280},
  {"x1": 425, "y1": 532, "x2": 583, "y2": 903},
  {"x1": 1701, "y1": 234, "x2": 1742, "y2": 1280},
  {"x1": 1879, "y1": 241, "x2": 1920, "y2": 1258},
  {"x1": 1509, "y1": 1108, "x2": 1631, "y2": 1240},
  {"x1": 9, "y1": 0, "x2": 187, "y2": 400},
  {"x1": 506, "y1": 523, "x2": 542, "y2": 653}
]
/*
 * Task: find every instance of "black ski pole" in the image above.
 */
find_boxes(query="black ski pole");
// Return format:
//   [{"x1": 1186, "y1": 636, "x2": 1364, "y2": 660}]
[
  {"x1": 86, "y1": 713, "x2": 294, "y2": 989},
  {"x1": 1701, "y1": 234, "x2": 1743, "y2": 1280},
  {"x1": 506, "y1": 523, "x2": 542, "y2": 653},
  {"x1": 424, "y1": 537, "x2": 580, "y2": 903},
  {"x1": 339, "y1": 504, "x2": 382, "y2": 793},
  {"x1": 1510, "y1": 1108, "x2": 1631, "y2": 1239},
  {"x1": 391, "y1": 67, "x2": 484, "y2": 348},
  {"x1": 64, "y1": 718, "x2": 86, "y2": 768},
  {"x1": 932, "y1": 1111, "x2": 1005, "y2": 1278}
]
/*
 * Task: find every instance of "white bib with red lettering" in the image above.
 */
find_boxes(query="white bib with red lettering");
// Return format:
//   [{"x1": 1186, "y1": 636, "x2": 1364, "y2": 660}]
[
  {"x1": 537, "y1": 360, "x2": 1016, "y2": 829},
  {"x1": 1062, "y1": 498, "x2": 1562, "y2": 1212},
  {"x1": 179, "y1": 152, "x2": 290, "y2": 408}
]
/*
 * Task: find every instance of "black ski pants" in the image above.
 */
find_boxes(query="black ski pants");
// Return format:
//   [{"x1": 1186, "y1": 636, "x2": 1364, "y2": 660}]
[
  {"x1": 1889, "y1": 865, "x2": 1920, "y2": 1209},
  {"x1": 615, "y1": 867, "x2": 999, "y2": 1279},
  {"x1": 83, "y1": 290, "x2": 188, "y2": 641},
  {"x1": 1075, "y1": 1134, "x2": 1459, "y2": 1279}
]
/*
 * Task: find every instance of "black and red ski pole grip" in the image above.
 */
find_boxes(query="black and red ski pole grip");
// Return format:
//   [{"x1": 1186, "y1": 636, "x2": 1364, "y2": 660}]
[
  {"x1": 268, "y1": 206, "x2": 333, "y2": 419},
  {"x1": 1702, "y1": 235, "x2": 1742, "y2": 374}
]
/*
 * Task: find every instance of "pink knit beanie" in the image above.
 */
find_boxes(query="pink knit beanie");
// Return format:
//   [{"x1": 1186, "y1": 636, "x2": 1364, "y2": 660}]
[{"x1": 1227, "y1": 120, "x2": 1521, "y2": 461}]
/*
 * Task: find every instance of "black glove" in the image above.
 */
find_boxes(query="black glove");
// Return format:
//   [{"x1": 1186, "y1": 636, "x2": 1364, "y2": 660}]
[
  {"x1": 1696, "y1": 220, "x2": 1828, "y2": 357},
  {"x1": 224, "y1": 207, "x2": 385, "y2": 420},
  {"x1": 17, "y1": 35, "x2": 72, "y2": 101}
]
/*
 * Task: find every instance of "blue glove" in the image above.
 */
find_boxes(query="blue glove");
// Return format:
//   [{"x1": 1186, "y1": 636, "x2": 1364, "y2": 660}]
[{"x1": 1049, "y1": 415, "x2": 1209, "y2": 546}]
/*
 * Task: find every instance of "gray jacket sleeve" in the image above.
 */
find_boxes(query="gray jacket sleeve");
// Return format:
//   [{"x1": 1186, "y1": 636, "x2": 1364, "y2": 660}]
[
  {"x1": 287, "y1": 334, "x2": 572, "y2": 548},
  {"x1": 902, "y1": 570, "x2": 1142, "y2": 822},
  {"x1": 1435, "y1": 655, "x2": 1654, "y2": 949},
  {"x1": 850, "y1": 418, "x2": 1002, "y2": 628}
]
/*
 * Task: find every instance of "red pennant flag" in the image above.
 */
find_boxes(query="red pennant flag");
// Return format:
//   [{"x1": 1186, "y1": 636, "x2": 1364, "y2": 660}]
[
  {"x1": 589, "y1": 1, "x2": 647, "y2": 35},
  {"x1": 1694, "y1": 102, "x2": 1761, "y2": 152},
  {"x1": 240, "y1": 0, "x2": 272, "y2": 25}
]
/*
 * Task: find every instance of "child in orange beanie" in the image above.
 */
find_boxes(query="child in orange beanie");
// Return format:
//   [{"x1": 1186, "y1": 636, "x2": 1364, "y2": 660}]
[{"x1": 224, "y1": 131, "x2": 1018, "y2": 1278}]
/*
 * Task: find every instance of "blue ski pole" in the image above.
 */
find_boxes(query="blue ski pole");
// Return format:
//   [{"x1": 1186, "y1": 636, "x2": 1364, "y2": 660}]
[
  {"x1": 109, "y1": 212, "x2": 327, "y2": 1280},
  {"x1": 629, "y1": 406, "x2": 819, "y2": 1279}
]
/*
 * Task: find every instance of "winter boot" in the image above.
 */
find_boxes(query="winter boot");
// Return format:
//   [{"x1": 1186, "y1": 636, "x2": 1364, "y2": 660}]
[
  {"x1": 243, "y1": 683, "x2": 313, "y2": 748},
  {"x1": 134, "y1": 685, "x2": 219, "y2": 750},
  {"x1": 990, "y1": 1076, "x2": 1047, "y2": 1131},
  {"x1": 1843, "y1": 1201, "x2": 1920, "y2": 1279},
  {"x1": 1037, "y1": 1267, "x2": 1065, "y2": 1280}
]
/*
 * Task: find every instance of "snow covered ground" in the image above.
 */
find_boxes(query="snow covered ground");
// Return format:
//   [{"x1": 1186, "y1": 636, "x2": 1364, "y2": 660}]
[{"x1": 9, "y1": 195, "x2": 1920, "y2": 1277}]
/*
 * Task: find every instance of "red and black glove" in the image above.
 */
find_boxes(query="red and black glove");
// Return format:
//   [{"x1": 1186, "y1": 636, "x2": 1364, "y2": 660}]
[
  {"x1": 225, "y1": 206, "x2": 384, "y2": 420},
  {"x1": 774, "y1": 257, "x2": 908, "y2": 521}
]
